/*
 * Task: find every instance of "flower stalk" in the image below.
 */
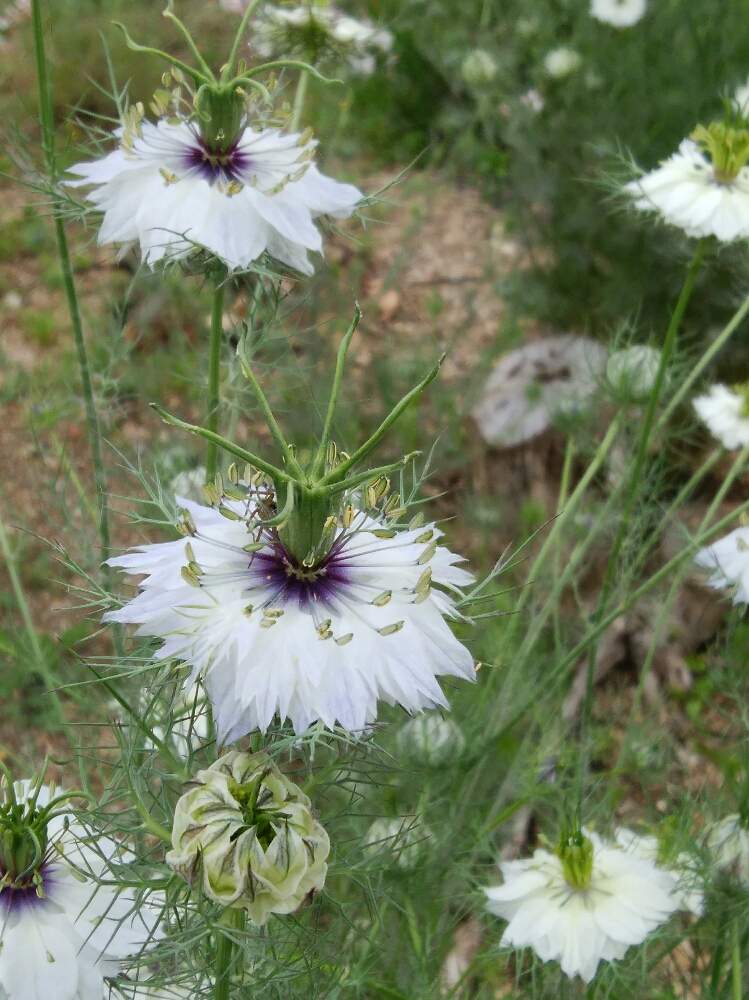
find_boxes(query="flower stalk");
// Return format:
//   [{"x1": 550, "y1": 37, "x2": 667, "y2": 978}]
[{"x1": 206, "y1": 277, "x2": 227, "y2": 482}]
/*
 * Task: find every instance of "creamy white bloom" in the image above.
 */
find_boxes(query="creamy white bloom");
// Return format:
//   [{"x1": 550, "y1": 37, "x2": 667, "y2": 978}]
[
  {"x1": 590, "y1": 0, "x2": 647, "y2": 28},
  {"x1": 461, "y1": 50, "x2": 497, "y2": 87},
  {"x1": 167, "y1": 751, "x2": 329, "y2": 925},
  {"x1": 543, "y1": 47, "x2": 582, "y2": 79},
  {"x1": 105, "y1": 491, "x2": 475, "y2": 742},
  {"x1": 520, "y1": 88, "x2": 545, "y2": 114},
  {"x1": 250, "y1": 3, "x2": 392, "y2": 76},
  {"x1": 0, "y1": 781, "x2": 161, "y2": 1000},
  {"x1": 363, "y1": 816, "x2": 431, "y2": 870},
  {"x1": 693, "y1": 384, "x2": 749, "y2": 449},
  {"x1": 614, "y1": 828, "x2": 704, "y2": 916},
  {"x1": 695, "y1": 525, "x2": 749, "y2": 603},
  {"x1": 484, "y1": 829, "x2": 687, "y2": 984},
  {"x1": 67, "y1": 120, "x2": 362, "y2": 274},
  {"x1": 396, "y1": 713, "x2": 465, "y2": 767},
  {"x1": 606, "y1": 345, "x2": 661, "y2": 401},
  {"x1": 625, "y1": 138, "x2": 749, "y2": 242},
  {"x1": 706, "y1": 814, "x2": 749, "y2": 885}
]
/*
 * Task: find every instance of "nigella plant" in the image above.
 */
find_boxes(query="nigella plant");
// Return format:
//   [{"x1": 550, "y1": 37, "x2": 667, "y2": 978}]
[
  {"x1": 66, "y1": 0, "x2": 363, "y2": 481},
  {"x1": 107, "y1": 309, "x2": 477, "y2": 741}
]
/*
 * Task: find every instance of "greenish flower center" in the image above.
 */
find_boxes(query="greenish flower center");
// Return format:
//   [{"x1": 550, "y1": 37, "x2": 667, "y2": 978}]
[
  {"x1": 0, "y1": 804, "x2": 48, "y2": 891},
  {"x1": 557, "y1": 830, "x2": 594, "y2": 890},
  {"x1": 692, "y1": 122, "x2": 749, "y2": 184},
  {"x1": 228, "y1": 775, "x2": 288, "y2": 850}
]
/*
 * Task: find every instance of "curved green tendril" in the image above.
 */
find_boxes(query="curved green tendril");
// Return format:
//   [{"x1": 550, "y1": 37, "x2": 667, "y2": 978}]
[{"x1": 113, "y1": 21, "x2": 209, "y2": 85}]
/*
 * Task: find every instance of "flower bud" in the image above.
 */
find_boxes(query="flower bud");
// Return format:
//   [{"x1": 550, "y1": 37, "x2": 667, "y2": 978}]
[
  {"x1": 396, "y1": 714, "x2": 465, "y2": 767},
  {"x1": 461, "y1": 49, "x2": 497, "y2": 87},
  {"x1": 167, "y1": 751, "x2": 329, "y2": 925},
  {"x1": 606, "y1": 345, "x2": 661, "y2": 403},
  {"x1": 543, "y1": 47, "x2": 582, "y2": 79},
  {"x1": 364, "y1": 816, "x2": 431, "y2": 870}
]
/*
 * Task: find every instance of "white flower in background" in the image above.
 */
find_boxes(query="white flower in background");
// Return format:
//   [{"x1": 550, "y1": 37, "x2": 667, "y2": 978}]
[
  {"x1": 167, "y1": 751, "x2": 329, "y2": 925},
  {"x1": 735, "y1": 80, "x2": 749, "y2": 116},
  {"x1": 625, "y1": 123, "x2": 749, "y2": 242},
  {"x1": 520, "y1": 88, "x2": 545, "y2": 114},
  {"x1": 606, "y1": 345, "x2": 661, "y2": 402},
  {"x1": 364, "y1": 815, "x2": 431, "y2": 870},
  {"x1": 693, "y1": 384, "x2": 749, "y2": 449},
  {"x1": 396, "y1": 714, "x2": 465, "y2": 767},
  {"x1": 484, "y1": 828, "x2": 688, "y2": 984},
  {"x1": 695, "y1": 525, "x2": 749, "y2": 603},
  {"x1": 245, "y1": 3, "x2": 392, "y2": 77},
  {"x1": 461, "y1": 49, "x2": 497, "y2": 87},
  {"x1": 105, "y1": 488, "x2": 475, "y2": 742},
  {"x1": 0, "y1": 779, "x2": 162, "y2": 1000},
  {"x1": 169, "y1": 466, "x2": 207, "y2": 504},
  {"x1": 614, "y1": 828, "x2": 704, "y2": 916},
  {"x1": 590, "y1": 0, "x2": 647, "y2": 28},
  {"x1": 67, "y1": 118, "x2": 362, "y2": 274},
  {"x1": 543, "y1": 47, "x2": 582, "y2": 79},
  {"x1": 706, "y1": 814, "x2": 749, "y2": 885}
]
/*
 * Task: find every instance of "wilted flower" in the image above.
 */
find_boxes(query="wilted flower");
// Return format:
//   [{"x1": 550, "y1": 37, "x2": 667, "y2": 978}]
[
  {"x1": 396, "y1": 713, "x2": 465, "y2": 767},
  {"x1": 706, "y1": 814, "x2": 749, "y2": 885},
  {"x1": 248, "y1": 3, "x2": 392, "y2": 76},
  {"x1": 693, "y1": 383, "x2": 749, "y2": 449},
  {"x1": 695, "y1": 524, "x2": 749, "y2": 602},
  {"x1": 363, "y1": 815, "x2": 431, "y2": 870},
  {"x1": 543, "y1": 47, "x2": 582, "y2": 79},
  {"x1": 0, "y1": 777, "x2": 161, "y2": 1000},
  {"x1": 67, "y1": 8, "x2": 362, "y2": 273},
  {"x1": 626, "y1": 122, "x2": 749, "y2": 241},
  {"x1": 606, "y1": 345, "x2": 661, "y2": 402},
  {"x1": 166, "y1": 751, "x2": 329, "y2": 925},
  {"x1": 590, "y1": 0, "x2": 647, "y2": 28},
  {"x1": 485, "y1": 826, "x2": 690, "y2": 984},
  {"x1": 461, "y1": 49, "x2": 497, "y2": 87}
]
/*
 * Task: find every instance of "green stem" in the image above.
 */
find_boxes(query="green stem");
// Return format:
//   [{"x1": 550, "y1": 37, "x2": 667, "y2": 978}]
[
  {"x1": 576, "y1": 240, "x2": 705, "y2": 804},
  {"x1": 659, "y1": 291, "x2": 749, "y2": 430},
  {"x1": 733, "y1": 918, "x2": 743, "y2": 1000},
  {"x1": 214, "y1": 909, "x2": 244, "y2": 1000},
  {"x1": 223, "y1": 0, "x2": 264, "y2": 81},
  {"x1": 32, "y1": 0, "x2": 112, "y2": 574},
  {"x1": 312, "y1": 304, "x2": 361, "y2": 478},
  {"x1": 0, "y1": 507, "x2": 63, "y2": 724},
  {"x1": 237, "y1": 353, "x2": 303, "y2": 477},
  {"x1": 290, "y1": 68, "x2": 309, "y2": 132},
  {"x1": 206, "y1": 280, "x2": 227, "y2": 482}
]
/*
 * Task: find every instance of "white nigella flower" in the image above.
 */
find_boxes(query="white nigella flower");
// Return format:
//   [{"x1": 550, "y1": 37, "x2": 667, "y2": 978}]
[
  {"x1": 590, "y1": 0, "x2": 647, "y2": 28},
  {"x1": 248, "y1": 3, "x2": 392, "y2": 77},
  {"x1": 695, "y1": 525, "x2": 749, "y2": 603},
  {"x1": 0, "y1": 777, "x2": 161, "y2": 1000},
  {"x1": 693, "y1": 383, "x2": 749, "y2": 449},
  {"x1": 706, "y1": 814, "x2": 749, "y2": 885},
  {"x1": 67, "y1": 118, "x2": 361, "y2": 275},
  {"x1": 106, "y1": 489, "x2": 474, "y2": 742},
  {"x1": 66, "y1": 9, "x2": 362, "y2": 274},
  {"x1": 167, "y1": 751, "x2": 329, "y2": 924},
  {"x1": 543, "y1": 47, "x2": 582, "y2": 79},
  {"x1": 625, "y1": 122, "x2": 749, "y2": 242},
  {"x1": 363, "y1": 816, "x2": 431, "y2": 870},
  {"x1": 485, "y1": 827, "x2": 690, "y2": 984},
  {"x1": 606, "y1": 345, "x2": 661, "y2": 402},
  {"x1": 396, "y1": 713, "x2": 465, "y2": 767},
  {"x1": 614, "y1": 828, "x2": 704, "y2": 916}
]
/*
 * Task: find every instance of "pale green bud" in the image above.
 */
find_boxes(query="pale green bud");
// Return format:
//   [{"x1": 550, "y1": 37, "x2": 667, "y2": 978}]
[
  {"x1": 364, "y1": 816, "x2": 431, "y2": 870},
  {"x1": 606, "y1": 345, "x2": 662, "y2": 403},
  {"x1": 396, "y1": 714, "x2": 465, "y2": 768},
  {"x1": 461, "y1": 49, "x2": 497, "y2": 87},
  {"x1": 167, "y1": 751, "x2": 329, "y2": 925}
]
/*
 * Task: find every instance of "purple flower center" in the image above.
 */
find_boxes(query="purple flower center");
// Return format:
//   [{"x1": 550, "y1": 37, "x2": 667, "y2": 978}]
[
  {"x1": 184, "y1": 136, "x2": 252, "y2": 185},
  {"x1": 0, "y1": 862, "x2": 56, "y2": 914},
  {"x1": 247, "y1": 536, "x2": 354, "y2": 611}
]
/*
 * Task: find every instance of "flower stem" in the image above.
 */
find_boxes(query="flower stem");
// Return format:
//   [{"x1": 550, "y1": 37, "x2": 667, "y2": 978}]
[
  {"x1": 290, "y1": 68, "x2": 309, "y2": 132},
  {"x1": 576, "y1": 240, "x2": 705, "y2": 804},
  {"x1": 206, "y1": 279, "x2": 227, "y2": 482},
  {"x1": 733, "y1": 918, "x2": 743, "y2": 1000},
  {"x1": 32, "y1": 0, "x2": 112, "y2": 574},
  {"x1": 214, "y1": 909, "x2": 245, "y2": 1000}
]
